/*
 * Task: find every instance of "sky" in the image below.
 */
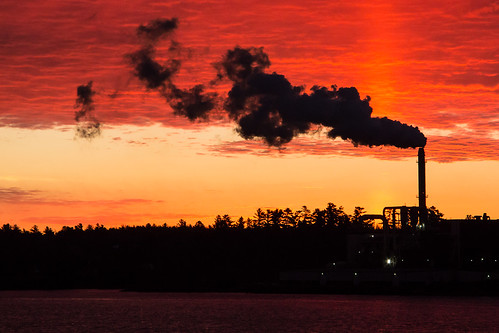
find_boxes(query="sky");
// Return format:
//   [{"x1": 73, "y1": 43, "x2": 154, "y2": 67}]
[{"x1": 0, "y1": 0, "x2": 498, "y2": 229}]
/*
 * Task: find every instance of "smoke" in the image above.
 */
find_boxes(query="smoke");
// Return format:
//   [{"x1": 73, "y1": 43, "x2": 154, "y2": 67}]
[
  {"x1": 166, "y1": 84, "x2": 217, "y2": 121},
  {"x1": 74, "y1": 81, "x2": 101, "y2": 138},
  {"x1": 214, "y1": 46, "x2": 426, "y2": 148},
  {"x1": 137, "y1": 17, "x2": 178, "y2": 42},
  {"x1": 129, "y1": 19, "x2": 426, "y2": 149},
  {"x1": 127, "y1": 18, "x2": 217, "y2": 121},
  {"x1": 128, "y1": 47, "x2": 181, "y2": 90}
]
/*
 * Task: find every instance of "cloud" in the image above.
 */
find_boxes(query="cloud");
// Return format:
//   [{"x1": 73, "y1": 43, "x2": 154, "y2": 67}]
[
  {"x1": 0, "y1": 186, "x2": 164, "y2": 207},
  {"x1": 0, "y1": 187, "x2": 42, "y2": 203},
  {"x1": 205, "y1": 136, "x2": 420, "y2": 160},
  {"x1": 205, "y1": 129, "x2": 499, "y2": 163},
  {"x1": 0, "y1": 1, "x2": 497, "y2": 161}
]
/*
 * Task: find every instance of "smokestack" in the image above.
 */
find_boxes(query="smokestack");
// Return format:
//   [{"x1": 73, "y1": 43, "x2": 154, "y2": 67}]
[{"x1": 418, "y1": 147, "x2": 427, "y2": 226}]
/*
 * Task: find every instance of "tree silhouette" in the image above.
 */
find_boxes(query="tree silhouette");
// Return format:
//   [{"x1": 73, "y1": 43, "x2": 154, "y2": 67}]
[
  {"x1": 214, "y1": 214, "x2": 233, "y2": 229},
  {"x1": 43, "y1": 226, "x2": 55, "y2": 236},
  {"x1": 177, "y1": 219, "x2": 188, "y2": 228},
  {"x1": 236, "y1": 217, "x2": 245, "y2": 229},
  {"x1": 297, "y1": 205, "x2": 312, "y2": 228},
  {"x1": 253, "y1": 208, "x2": 266, "y2": 228},
  {"x1": 269, "y1": 209, "x2": 284, "y2": 229},
  {"x1": 352, "y1": 206, "x2": 370, "y2": 230},
  {"x1": 312, "y1": 208, "x2": 326, "y2": 228},
  {"x1": 194, "y1": 220, "x2": 205, "y2": 229},
  {"x1": 282, "y1": 208, "x2": 296, "y2": 228},
  {"x1": 323, "y1": 203, "x2": 348, "y2": 228},
  {"x1": 428, "y1": 206, "x2": 444, "y2": 224}
]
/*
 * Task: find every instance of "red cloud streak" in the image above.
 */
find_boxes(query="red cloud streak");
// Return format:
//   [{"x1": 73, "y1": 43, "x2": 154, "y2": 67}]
[{"x1": 0, "y1": 0, "x2": 497, "y2": 162}]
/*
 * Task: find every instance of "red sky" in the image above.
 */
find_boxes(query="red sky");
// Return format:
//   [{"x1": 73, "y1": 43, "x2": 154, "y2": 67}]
[{"x1": 0, "y1": 0, "x2": 498, "y2": 228}]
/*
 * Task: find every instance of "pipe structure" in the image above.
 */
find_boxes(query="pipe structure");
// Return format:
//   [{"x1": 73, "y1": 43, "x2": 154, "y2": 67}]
[{"x1": 418, "y1": 147, "x2": 428, "y2": 226}]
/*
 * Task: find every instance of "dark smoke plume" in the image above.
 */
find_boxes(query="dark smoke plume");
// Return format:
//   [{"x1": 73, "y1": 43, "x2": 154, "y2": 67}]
[
  {"x1": 166, "y1": 84, "x2": 217, "y2": 121},
  {"x1": 74, "y1": 81, "x2": 101, "y2": 138},
  {"x1": 128, "y1": 46, "x2": 181, "y2": 90},
  {"x1": 137, "y1": 17, "x2": 178, "y2": 42},
  {"x1": 129, "y1": 19, "x2": 426, "y2": 149},
  {"x1": 215, "y1": 46, "x2": 426, "y2": 148},
  {"x1": 128, "y1": 18, "x2": 217, "y2": 121}
]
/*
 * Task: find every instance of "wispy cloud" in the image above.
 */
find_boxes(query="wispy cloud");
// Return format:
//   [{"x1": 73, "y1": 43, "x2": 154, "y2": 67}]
[
  {"x1": 0, "y1": 187, "x2": 42, "y2": 203},
  {"x1": 206, "y1": 130, "x2": 499, "y2": 163},
  {"x1": 0, "y1": 186, "x2": 163, "y2": 206}
]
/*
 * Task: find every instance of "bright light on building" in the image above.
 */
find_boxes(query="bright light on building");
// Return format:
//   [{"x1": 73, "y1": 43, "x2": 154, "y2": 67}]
[{"x1": 385, "y1": 257, "x2": 395, "y2": 266}]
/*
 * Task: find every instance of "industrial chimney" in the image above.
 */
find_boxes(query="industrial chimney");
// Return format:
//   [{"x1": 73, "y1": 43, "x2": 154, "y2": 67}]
[{"x1": 418, "y1": 147, "x2": 428, "y2": 226}]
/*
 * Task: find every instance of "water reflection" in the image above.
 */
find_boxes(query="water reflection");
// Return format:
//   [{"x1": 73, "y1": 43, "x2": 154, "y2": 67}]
[{"x1": 0, "y1": 290, "x2": 497, "y2": 332}]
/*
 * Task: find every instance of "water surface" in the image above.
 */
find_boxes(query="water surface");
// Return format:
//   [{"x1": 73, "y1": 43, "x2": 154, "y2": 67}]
[{"x1": 0, "y1": 290, "x2": 497, "y2": 332}]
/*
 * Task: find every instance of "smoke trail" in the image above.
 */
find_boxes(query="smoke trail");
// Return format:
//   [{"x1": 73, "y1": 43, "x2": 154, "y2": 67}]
[
  {"x1": 137, "y1": 17, "x2": 178, "y2": 42},
  {"x1": 129, "y1": 19, "x2": 426, "y2": 148},
  {"x1": 74, "y1": 81, "x2": 101, "y2": 138},
  {"x1": 166, "y1": 84, "x2": 217, "y2": 121},
  {"x1": 215, "y1": 46, "x2": 426, "y2": 148},
  {"x1": 127, "y1": 18, "x2": 217, "y2": 121}
]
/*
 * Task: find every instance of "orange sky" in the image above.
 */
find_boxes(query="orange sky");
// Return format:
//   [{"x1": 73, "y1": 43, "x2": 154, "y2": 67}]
[{"x1": 0, "y1": 0, "x2": 498, "y2": 229}]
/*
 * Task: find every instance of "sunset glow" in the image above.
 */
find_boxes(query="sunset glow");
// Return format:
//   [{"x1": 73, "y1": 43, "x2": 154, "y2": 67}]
[{"x1": 0, "y1": 0, "x2": 498, "y2": 229}]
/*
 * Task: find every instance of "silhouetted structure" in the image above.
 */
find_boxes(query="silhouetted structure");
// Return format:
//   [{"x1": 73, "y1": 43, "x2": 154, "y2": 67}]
[
  {"x1": 418, "y1": 147, "x2": 428, "y2": 226},
  {"x1": 280, "y1": 148, "x2": 499, "y2": 294}
]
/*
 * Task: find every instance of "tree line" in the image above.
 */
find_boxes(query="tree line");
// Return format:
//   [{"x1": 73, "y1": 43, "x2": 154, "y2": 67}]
[
  {"x1": 1, "y1": 202, "x2": 497, "y2": 293},
  {"x1": 1, "y1": 202, "x2": 445, "y2": 235},
  {"x1": 0, "y1": 204, "x2": 357, "y2": 291}
]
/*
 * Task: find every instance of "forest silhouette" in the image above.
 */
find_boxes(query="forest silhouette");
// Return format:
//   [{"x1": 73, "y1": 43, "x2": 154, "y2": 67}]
[{"x1": 1, "y1": 203, "x2": 497, "y2": 292}]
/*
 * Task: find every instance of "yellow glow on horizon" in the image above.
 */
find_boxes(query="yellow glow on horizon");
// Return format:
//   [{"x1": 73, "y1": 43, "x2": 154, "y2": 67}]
[{"x1": 1, "y1": 122, "x2": 498, "y2": 229}]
